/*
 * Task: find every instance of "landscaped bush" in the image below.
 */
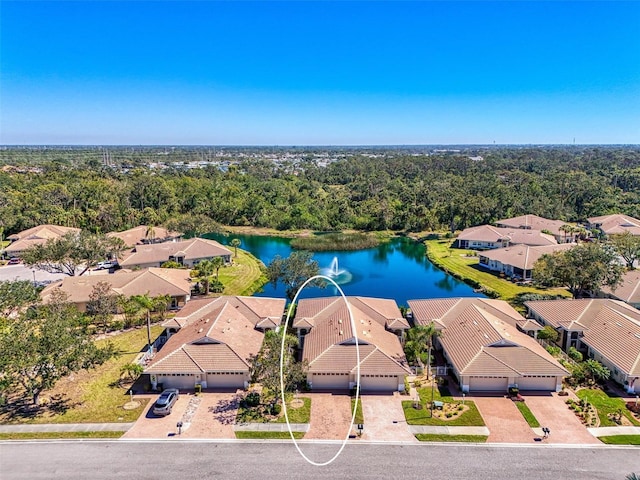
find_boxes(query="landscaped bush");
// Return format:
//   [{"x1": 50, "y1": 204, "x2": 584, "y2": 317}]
[
  {"x1": 546, "y1": 345, "x2": 562, "y2": 357},
  {"x1": 244, "y1": 392, "x2": 260, "y2": 407},
  {"x1": 271, "y1": 403, "x2": 282, "y2": 415},
  {"x1": 568, "y1": 347, "x2": 583, "y2": 362}
]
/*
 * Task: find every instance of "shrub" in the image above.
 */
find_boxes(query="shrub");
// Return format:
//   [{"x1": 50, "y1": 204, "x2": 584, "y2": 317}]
[
  {"x1": 568, "y1": 347, "x2": 583, "y2": 362},
  {"x1": 546, "y1": 345, "x2": 562, "y2": 357},
  {"x1": 271, "y1": 403, "x2": 282, "y2": 415},
  {"x1": 245, "y1": 392, "x2": 260, "y2": 407}
]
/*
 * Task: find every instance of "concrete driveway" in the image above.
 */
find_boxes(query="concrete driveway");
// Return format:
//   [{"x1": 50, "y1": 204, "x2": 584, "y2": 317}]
[
  {"x1": 182, "y1": 391, "x2": 241, "y2": 439},
  {"x1": 523, "y1": 393, "x2": 600, "y2": 444},
  {"x1": 123, "y1": 393, "x2": 190, "y2": 439},
  {"x1": 305, "y1": 393, "x2": 352, "y2": 440},
  {"x1": 472, "y1": 396, "x2": 536, "y2": 443},
  {"x1": 360, "y1": 393, "x2": 416, "y2": 442}
]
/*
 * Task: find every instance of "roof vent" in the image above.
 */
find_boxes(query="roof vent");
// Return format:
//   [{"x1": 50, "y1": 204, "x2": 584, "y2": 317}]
[
  {"x1": 635, "y1": 333, "x2": 640, "y2": 339},
  {"x1": 339, "y1": 330, "x2": 343, "y2": 335},
  {"x1": 338, "y1": 319, "x2": 343, "y2": 324},
  {"x1": 205, "y1": 318, "x2": 209, "y2": 323},
  {"x1": 616, "y1": 322, "x2": 623, "y2": 327},
  {"x1": 228, "y1": 318, "x2": 231, "y2": 323},
  {"x1": 198, "y1": 328, "x2": 203, "y2": 333},
  {"x1": 484, "y1": 333, "x2": 489, "y2": 339},
  {"x1": 473, "y1": 320, "x2": 478, "y2": 326}
]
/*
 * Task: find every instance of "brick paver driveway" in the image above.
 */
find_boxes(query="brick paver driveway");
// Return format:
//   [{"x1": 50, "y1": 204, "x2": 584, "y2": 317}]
[
  {"x1": 123, "y1": 394, "x2": 190, "y2": 439},
  {"x1": 523, "y1": 393, "x2": 600, "y2": 444},
  {"x1": 182, "y1": 391, "x2": 241, "y2": 439},
  {"x1": 473, "y1": 396, "x2": 535, "y2": 443},
  {"x1": 360, "y1": 393, "x2": 416, "y2": 442},
  {"x1": 305, "y1": 393, "x2": 352, "y2": 440}
]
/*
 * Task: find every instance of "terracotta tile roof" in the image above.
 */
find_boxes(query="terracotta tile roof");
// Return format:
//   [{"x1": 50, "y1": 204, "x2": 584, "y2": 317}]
[
  {"x1": 581, "y1": 313, "x2": 640, "y2": 376},
  {"x1": 601, "y1": 270, "x2": 640, "y2": 305},
  {"x1": 516, "y1": 319, "x2": 543, "y2": 331},
  {"x1": 5, "y1": 225, "x2": 81, "y2": 254},
  {"x1": 119, "y1": 238, "x2": 231, "y2": 267},
  {"x1": 146, "y1": 298, "x2": 275, "y2": 374},
  {"x1": 479, "y1": 243, "x2": 576, "y2": 270},
  {"x1": 408, "y1": 298, "x2": 568, "y2": 377},
  {"x1": 524, "y1": 298, "x2": 640, "y2": 331},
  {"x1": 588, "y1": 214, "x2": 640, "y2": 236},
  {"x1": 40, "y1": 267, "x2": 192, "y2": 305},
  {"x1": 106, "y1": 225, "x2": 182, "y2": 247},
  {"x1": 457, "y1": 225, "x2": 558, "y2": 246},
  {"x1": 297, "y1": 297, "x2": 410, "y2": 376},
  {"x1": 495, "y1": 214, "x2": 571, "y2": 237}
]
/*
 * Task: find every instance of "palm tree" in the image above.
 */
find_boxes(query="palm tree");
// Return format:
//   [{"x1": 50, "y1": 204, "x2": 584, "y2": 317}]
[
  {"x1": 192, "y1": 260, "x2": 215, "y2": 294},
  {"x1": 559, "y1": 224, "x2": 572, "y2": 243},
  {"x1": 404, "y1": 323, "x2": 442, "y2": 379},
  {"x1": 152, "y1": 294, "x2": 171, "y2": 320},
  {"x1": 211, "y1": 256, "x2": 225, "y2": 279},
  {"x1": 145, "y1": 225, "x2": 156, "y2": 244},
  {"x1": 230, "y1": 238, "x2": 241, "y2": 258},
  {"x1": 130, "y1": 293, "x2": 154, "y2": 349},
  {"x1": 625, "y1": 474, "x2": 640, "y2": 480}
]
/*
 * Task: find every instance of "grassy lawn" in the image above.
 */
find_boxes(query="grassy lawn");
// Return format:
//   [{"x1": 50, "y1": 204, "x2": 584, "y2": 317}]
[
  {"x1": 276, "y1": 397, "x2": 311, "y2": 424},
  {"x1": 415, "y1": 434, "x2": 488, "y2": 443},
  {"x1": 424, "y1": 239, "x2": 570, "y2": 303},
  {"x1": 515, "y1": 401, "x2": 541, "y2": 428},
  {"x1": 235, "y1": 431, "x2": 305, "y2": 440},
  {"x1": 1, "y1": 326, "x2": 162, "y2": 424},
  {"x1": 352, "y1": 398, "x2": 364, "y2": 425},
  {"x1": 402, "y1": 385, "x2": 485, "y2": 426},
  {"x1": 0, "y1": 431, "x2": 123, "y2": 440},
  {"x1": 219, "y1": 249, "x2": 267, "y2": 296},
  {"x1": 237, "y1": 397, "x2": 311, "y2": 424},
  {"x1": 598, "y1": 435, "x2": 640, "y2": 446},
  {"x1": 576, "y1": 388, "x2": 640, "y2": 427}
]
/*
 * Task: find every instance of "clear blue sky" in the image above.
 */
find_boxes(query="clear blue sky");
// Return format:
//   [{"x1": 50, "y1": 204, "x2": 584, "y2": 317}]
[{"x1": 1, "y1": 1, "x2": 639, "y2": 145}]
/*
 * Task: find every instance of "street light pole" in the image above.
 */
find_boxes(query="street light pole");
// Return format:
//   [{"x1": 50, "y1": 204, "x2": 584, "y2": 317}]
[
  {"x1": 32, "y1": 270, "x2": 36, "y2": 286},
  {"x1": 430, "y1": 378, "x2": 435, "y2": 417}
]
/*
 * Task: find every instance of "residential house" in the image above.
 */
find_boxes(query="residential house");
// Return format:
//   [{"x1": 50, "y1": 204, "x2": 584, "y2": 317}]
[
  {"x1": 495, "y1": 214, "x2": 575, "y2": 243},
  {"x1": 40, "y1": 267, "x2": 193, "y2": 311},
  {"x1": 118, "y1": 237, "x2": 232, "y2": 269},
  {"x1": 599, "y1": 269, "x2": 640, "y2": 309},
  {"x1": 145, "y1": 296, "x2": 286, "y2": 391},
  {"x1": 587, "y1": 214, "x2": 640, "y2": 237},
  {"x1": 107, "y1": 225, "x2": 182, "y2": 248},
  {"x1": 455, "y1": 225, "x2": 557, "y2": 250},
  {"x1": 293, "y1": 297, "x2": 411, "y2": 392},
  {"x1": 525, "y1": 298, "x2": 640, "y2": 393},
  {"x1": 4, "y1": 224, "x2": 80, "y2": 258},
  {"x1": 478, "y1": 243, "x2": 575, "y2": 280},
  {"x1": 409, "y1": 298, "x2": 568, "y2": 392}
]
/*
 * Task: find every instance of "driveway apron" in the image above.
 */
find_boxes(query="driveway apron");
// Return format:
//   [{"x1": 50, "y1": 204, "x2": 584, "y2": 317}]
[
  {"x1": 360, "y1": 393, "x2": 416, "y2": 442},
  {"x1": 305, "y1": 393, "x2": 352, "y2": 440},
  {"x1": 181, "y1": 391, "x2": 241, "y2": 439},
  {"x1": 122, "y1": 394, "x2": 190, "y2": 438},
  {"x1": 473, "y1": 396, "x2": 536, "y2": 443}
]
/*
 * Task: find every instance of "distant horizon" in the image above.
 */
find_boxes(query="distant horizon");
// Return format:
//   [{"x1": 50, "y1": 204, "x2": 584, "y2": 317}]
[{"x1": 2, "y1": 143, "x2": 639, "y2": 148}]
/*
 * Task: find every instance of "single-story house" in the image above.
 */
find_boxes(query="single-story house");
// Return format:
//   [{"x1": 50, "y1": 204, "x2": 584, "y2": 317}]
[
  {"x1": 4, "y1": 224, "x2": 80, "y2": 258},
  {"x1": 293, "y1": 297, "x2": 411, "y2": 392},
  {"x1": 495, "y1": 214, "x2": 576, "y2": 244},
  {"x1": 525, "y1": 298, "x2": 640, "y2": 393},
  {"x1": 587, "y1": 214, "x2": 640, "y2": 237},
  {"x1": 599, "y1": 269, "x2": 640, "y2": 309},
  {"x1": 118, "y1": 237, "x2": 232, "y2": 269},
  {"x1": 408, "y1": 298, "x2": 568, "y2": 393},
  {"x1": 40, "y1": 267, "x2": 193, "y2": 311},
  {"x1": 478, "y1": 243, "x2": 576, "y2": 280},
  {"x1": 106, "y1": 225, "x2": 182, "y2": 248},
  {"x1": 145, "y1": 296, "x2": 286, "y2": 391},
  {"x1": 455, "y1": 225, "x2": 557, "y2": 250}
]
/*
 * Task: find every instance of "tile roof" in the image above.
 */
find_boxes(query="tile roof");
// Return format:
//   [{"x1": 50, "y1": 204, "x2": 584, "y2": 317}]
[
  {"x1": 588, "y1": 214, "x2": 640, "y2": 236},
  {"x1": 601, "y1": 270, "x2": 640, "y2": 305},
  {"x1": 5, "y1": 225, "x2": 81, "y2": 254},
  {"x1": 495, "y1": 214, "x2": 570, "y2": 237},
  {"x1": 408, "y1": 298, "x2": 568, "y2": 377},
  {"x1": 581, "y1": 313, "x2": 640, "y2": 376},
  {"x1": 524, "y1": 298, "x2": 640, "y2": 331},
  {"x1": 119, "y1": 238, "x2": 231, "y2": 267},
  {"x1": 457, "y1": 225, "x2": 558, "y2": 246},
  {"x1": 296, "y1": 297, "x2": 410, "y2": 376},
  {"x1": 106, "y1": 225, "x2": 182, "y2": 247},
  {"x1": 40, "y1": 267, "x2": 192, "y2": 304},
  {"x1": 479, "y1": 243, "x2": 576, "y2": 270}
]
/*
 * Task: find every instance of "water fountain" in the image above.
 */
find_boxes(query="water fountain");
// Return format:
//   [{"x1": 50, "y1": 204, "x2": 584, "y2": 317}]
[{"x1": 320, "y1": 256, "x2": 353, "y2": 285}]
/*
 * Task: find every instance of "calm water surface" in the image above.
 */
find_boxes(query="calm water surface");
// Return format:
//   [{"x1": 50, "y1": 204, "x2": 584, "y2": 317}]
[{"x1": 207, "y1": 233, "x2": 484, "y2": 306}]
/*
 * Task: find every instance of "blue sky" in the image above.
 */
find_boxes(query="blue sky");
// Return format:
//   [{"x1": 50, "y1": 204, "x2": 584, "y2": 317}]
[{"x1": 1, "y1": 1, "x2": 639, "y2": 145}]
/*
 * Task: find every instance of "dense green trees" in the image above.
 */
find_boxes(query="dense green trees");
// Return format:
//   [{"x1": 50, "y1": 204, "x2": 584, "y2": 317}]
[
  {"x1": 267, "y1": 251, "x2": 321, "y2": 301},
  {"x1": 610, "y1": 232, "x2": 640, "y2": 270}
]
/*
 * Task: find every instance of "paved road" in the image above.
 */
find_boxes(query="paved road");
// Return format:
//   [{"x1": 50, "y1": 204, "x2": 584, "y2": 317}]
[{"x1": 0, "y1": 441, "x2": 637, "y2": 480}]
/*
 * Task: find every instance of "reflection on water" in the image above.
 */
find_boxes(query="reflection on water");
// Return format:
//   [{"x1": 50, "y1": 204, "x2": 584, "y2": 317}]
[{"x1": 205, "y1": 233, "x2": 484, "y2": 305}]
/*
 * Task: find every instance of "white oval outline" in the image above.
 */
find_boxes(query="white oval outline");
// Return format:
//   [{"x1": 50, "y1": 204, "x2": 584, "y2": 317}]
[{"x1": 279, "y1": 274, "x2": 360, "y2": 467}]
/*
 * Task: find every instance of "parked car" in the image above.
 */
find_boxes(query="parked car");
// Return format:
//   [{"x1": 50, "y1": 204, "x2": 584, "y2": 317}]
[
  {"x1": 152, "y1": 389, "x2": 179, "y2": 416},
  {"x1": 7, "y1": 258, "x2": 22, "y2": 265},
  {"x1": 96, "y1": 260, "x2": 115, "y2": 270}
]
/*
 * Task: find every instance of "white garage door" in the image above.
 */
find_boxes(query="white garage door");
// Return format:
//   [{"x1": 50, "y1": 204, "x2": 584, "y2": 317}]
[
  {"x1": 310, "y1": 373, "x2": 349, "y2": 390},
  {"x1": 206, "y1": 372, "x2": 246, "y2": 388},
  {"x1": 360, "y1": 375, "x2": 398, "y2": 392},
  {"x1": 516, "y1": 376, "x2": 557, "y2": 391},
  {"x1": 159, "y1": 374, "x2": 196, "y2": 390},
  {"x1": 468, "y1": 377, "x2": 509, "y2": 392}
]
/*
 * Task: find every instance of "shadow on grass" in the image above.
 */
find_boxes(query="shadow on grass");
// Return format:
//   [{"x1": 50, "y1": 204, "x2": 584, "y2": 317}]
[{"x1": 1, "y1": 393, "x2": 78, "y2": 422}]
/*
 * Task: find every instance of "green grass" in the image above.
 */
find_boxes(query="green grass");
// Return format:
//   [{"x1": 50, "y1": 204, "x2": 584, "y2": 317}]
[
  {"x1": 424, "y1": 239, "x2": 570, "y2": 303},
  {"x1": 237, "y1": 397, "x2": 311, "y2": 424},
  {"x1": 219, "y1": 249, "x2": 268, "y2": 296},
  {"x1": 415, "y1": 434, "x2": 488, "y2": 443},
  {"x1": 598, "y1": 435, "x2": 640, "y2": 445},
  {"x1": 290, "y1": 232, "x2": 384, "y2": 251},
  {"x1": 351, "y1": 398, "x2": 364, "y2": 425},
  {"x1": 235, "y1": 431, "x2": 305, "y2": 440},
  {"x1": 515, "y1": 401, "x2": 541, "y2": 428},
  {"x1": 402, "y1": 385, "x2": 485, "y2": 426},
  {"x1": 276, "y1": 397, "x2": 311, "y2": 424},
  {"x1": 576, "y1": 388, "x2": 640, "y2": 427},
  {"x1": 1, "y1": 326, "x2": 162, "y2": 424},
  {"x1": 0, "y1": 431, "x2": 123, "y2": 440}
]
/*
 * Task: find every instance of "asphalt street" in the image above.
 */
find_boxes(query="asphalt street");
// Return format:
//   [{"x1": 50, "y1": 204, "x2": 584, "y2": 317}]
[{"x1": 1, "y1": 441, "x2": 638, "y2": 480}]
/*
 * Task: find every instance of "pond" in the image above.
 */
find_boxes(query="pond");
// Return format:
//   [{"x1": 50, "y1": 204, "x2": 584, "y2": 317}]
[{"x1": 206, "y1": 233, "x2": 484, "y2": 306}]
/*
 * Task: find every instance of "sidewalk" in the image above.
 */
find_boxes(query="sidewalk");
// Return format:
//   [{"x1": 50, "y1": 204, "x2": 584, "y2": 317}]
[
  {"x1": 408, "y1": 426, "x2": 490, "y2": 436},
  {"x1": 0, "y1": 423, "x2": 134, "y2": 433},
  {"x1": 233, "y1": 423, "x2": 309, "y2": 432},
  {"x1": 587, "y1": 426, "x2": 640, "y2": 437}
]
